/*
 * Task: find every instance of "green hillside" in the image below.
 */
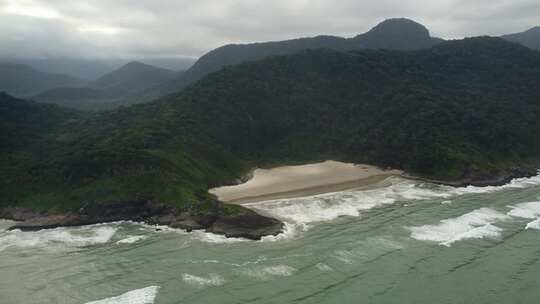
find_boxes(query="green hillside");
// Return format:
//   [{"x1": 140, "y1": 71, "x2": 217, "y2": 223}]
[
  {"x1": 134, "y1": 18, "x2": 442, "y2": 104},
  {"x1": 2, "y1": 37, "x2": 540, "y2": 214}
]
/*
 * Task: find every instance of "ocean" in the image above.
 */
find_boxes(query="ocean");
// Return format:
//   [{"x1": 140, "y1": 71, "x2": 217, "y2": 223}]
[{"x1": 1, "y1": 175, "x2": 540, "y2": 303}]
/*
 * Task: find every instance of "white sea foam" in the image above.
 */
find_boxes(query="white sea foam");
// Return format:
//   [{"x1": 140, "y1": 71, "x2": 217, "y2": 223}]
[
  {"x1": 507, "y1": 202, "x2": 540, "y2": 219},
  {"x1": 243, "y1": 174, "x2": 540, "y2": 240},
  {"x1": 246, "y1": 178, "x2": 442, "y2": 225},
  {"x1": 182, "y1": 273, "x2": 225, "y2": 287},
  {"x1": 332, "y1": 250, "x2": 356, "y2": 264},
  {"x1": 134, "y1": 221, "x2": 250, "y2": 244},
  {"x1": 245, "y1": 178, "x2": 451, "y2": 241},
  {"x1": 526, "y1": 218, "x2": 540, "y2": 230},
  {"x1": 116, "y1": 235, "x2": 147, "y2": 244},
  {"x1": 85, "y1": 286, "x2": 159, "y2": 304},
  {"x1": 0, "y1": 225, "x2": 117, "y2": 252},
  {"x1": 190, "y1": 230, "x2": 249, "y2": 244},
  {"x1": 247, "y1": 174, "x2": 540, "y2": 226},
  {"x1": 315, "y1": 263, "x2": 333, "y2": 271},
  {"x1": 409, "y1": 208, "x2": 510, "y2": 246},
  {"x1": 0, "y1": 220, "x2": 16, "y2": 231},
  {"x1": 448, "y1": 173, "x2": 540, "y2": 196},
  {"x1": 331, "y1": 237, "x2": 403, "y2": 264},
  {"x1": 239, "y1": 265, "x2": 297, "y2": 280},
  {"x1": 506, "y1": 201, "x2": 540, "y2": 230},
  {"x1": 63, "y1": 174, "x2": 539, "y2": 246},
  {"x1": 260, "y1": 222, "x2": 300, "y2": 242}
]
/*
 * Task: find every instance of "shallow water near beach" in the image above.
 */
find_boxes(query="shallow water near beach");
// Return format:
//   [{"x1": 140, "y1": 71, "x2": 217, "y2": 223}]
[{"x1": 2, "y1": 176, "x2": 540, "y2": 304}]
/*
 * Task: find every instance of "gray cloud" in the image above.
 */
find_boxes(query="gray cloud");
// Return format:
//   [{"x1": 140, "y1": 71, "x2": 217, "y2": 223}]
[{"x1": 0, "y1": 0, "x2": 538, "y2": 60}]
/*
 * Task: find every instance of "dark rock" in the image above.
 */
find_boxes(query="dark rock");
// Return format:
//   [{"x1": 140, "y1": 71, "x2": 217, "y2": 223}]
[
  {"x1": 2, "y1": 200, "x2": 284, "y2": 240},
  {"x1": 170, "y1": 219, "x2": 206, "y2": 232},
  {"x1": 207, "y1": 213, "x2": 284, "y2": 240},
  {"x1": 0, "y1": 207, "x2": 43, "y2": 221},
  {"x1": 404, "y1": 162, "x2": 539, "y2": 187}
]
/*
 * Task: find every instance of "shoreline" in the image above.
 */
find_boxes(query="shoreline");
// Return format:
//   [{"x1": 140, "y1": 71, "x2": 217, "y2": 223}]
[
  {"x1": 223, "y1": 173, "x2": 397, "y2": 204},
  {"x1": 210, "y1": 161, "x2": 402, "y2": 204},
  {"x1": 402, "y1": 164, "x2": 539, "y2": 188},
  {"x1": 3, "y1": 161, "x2": 538, "y2": 240},
  {"x1": 0, "y1": 200, "x2": 284, "y2": 240}
]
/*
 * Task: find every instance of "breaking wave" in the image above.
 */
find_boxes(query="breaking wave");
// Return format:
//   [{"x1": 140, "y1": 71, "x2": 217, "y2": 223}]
[
  {"x1": 85, "y1": 286, "x2": 160, "y2": 304},
  {"x1": 507, "y1": 201, "x2": 540, "y2": 219},
  {"x1": 0, "y1": 224, "x2": 117, "y2": 252},
  {"x1": 506, "y1": 201, "x2": 540, "y2": 230},
  {"x1": 409, "y1": 208, "x2": 510, "y2": 246},
  {"x1": 116, "y1": 235, "x2": 148, "y2": 245},
  {"x1": 525, "y1": 218, "x2": 540, "y2": 230},
  {"x1": 245, "y1": 174, "x2": 540, "y2": 240},
  {"x1": 238, "y1": 265, "x2": 297, "y2": 280},
  {"x1": 182, "y1": 273, "x2": 225, "y2": 287}
]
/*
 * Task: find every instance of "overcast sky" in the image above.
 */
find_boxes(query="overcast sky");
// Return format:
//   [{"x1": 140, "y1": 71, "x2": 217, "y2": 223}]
[{"x1": 1, "y1": 0, "x2": 539, "y2": 60}]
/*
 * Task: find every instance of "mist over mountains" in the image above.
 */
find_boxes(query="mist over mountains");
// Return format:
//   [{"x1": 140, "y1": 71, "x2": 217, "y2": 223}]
[
  {"x1": 30, "y1": 61, "x2": 182, "y2": 110},
  {"x1": 0, "y1": 63, "x2": 84, "y2": 97},
  {"x1": 8, "y1": 57, "x2": 196, "y2": 80},
  {"x1": 1, "y1": 18, "x2": 539, "y2": 110}
]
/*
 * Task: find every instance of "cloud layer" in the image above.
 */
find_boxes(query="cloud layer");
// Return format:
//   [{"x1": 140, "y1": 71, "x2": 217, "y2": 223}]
[{"x1": 1, "y1": 0, "x2": 539, "y2": 59}]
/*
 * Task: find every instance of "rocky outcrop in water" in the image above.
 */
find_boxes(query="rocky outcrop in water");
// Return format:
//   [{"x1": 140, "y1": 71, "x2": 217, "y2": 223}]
[{"x1": 0, "y1": 200, "x2": 283, "y2": 240}]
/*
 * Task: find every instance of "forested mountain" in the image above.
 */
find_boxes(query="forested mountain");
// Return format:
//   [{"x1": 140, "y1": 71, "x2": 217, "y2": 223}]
[
  {"x1": 502, "y1": 26, "x2": 540, "y2": 49},
  {"x1": 11, "y1": 57, "x2": 196, "y2": 80},
  {"x1": 3, "y1": 37, "x2": 540, "y2": 214},
  {"x1": 30, "y1": 87, "x2": 122, "y2": 111},
  {"x1": 0, "y1": 63, "x2": 84, "y2": 97},
  {"x1": 0, "y1": 92, "x2": 81, "y2": 153},
  {"x1": 31, "y1": 62, "x2": 180, "y2": 110},
  {"x1": 134, "y1": 18, "x2": 443, "y2": 103},
  {"x1": 90, "y1": 61, "x2": 175, "y2": 93}
]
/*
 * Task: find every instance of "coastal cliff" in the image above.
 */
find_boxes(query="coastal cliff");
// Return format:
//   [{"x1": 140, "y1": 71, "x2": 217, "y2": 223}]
[{"x1": 1, "y1": 200, "x2": 283, "y2": 240}]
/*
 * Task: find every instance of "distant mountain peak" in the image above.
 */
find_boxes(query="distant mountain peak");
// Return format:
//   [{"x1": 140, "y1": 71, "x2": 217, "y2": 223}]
[
  {"x1": 501, "y1": 26, "x2": 540, "y2": 49},
  {"x1": 351, "y1": 18, "x2": 436, "y2": 50},
  {"x1": 364, "y1": 18, "x2": 431, "y2": 38},
  {"x1": 90, "y1": 60, "x2": 175, "y2": 93},
  {"x1": 123, "y1": 61, "x2": 151, "y2": 68},
  {"x1": 116, "y1": 61, "x2": 168, "y2": 73}
]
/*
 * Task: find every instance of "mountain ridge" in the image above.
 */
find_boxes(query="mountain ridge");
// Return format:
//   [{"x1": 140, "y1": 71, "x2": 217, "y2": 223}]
[
  {"x1": 91, "y1": 61, "x2": 175, "y2": 93},
  {"x1": 502, "y1": 26, "x2": 540, "y2": 49},
  {"x1": 134, "y1": 19, "x2": 540, "y2": 105},
  {"x1": 0, "y1": 63, "x2": 85, "y2": 97},
  {"x1": 131, "y1": 18, "x2": 443, "y2": 103},
  {"x1": 3, "y1": 37, "x2": 540, "y2": 218},
  {"x1": 31, "y1": 61, "x2": 181, "y2": 110}
]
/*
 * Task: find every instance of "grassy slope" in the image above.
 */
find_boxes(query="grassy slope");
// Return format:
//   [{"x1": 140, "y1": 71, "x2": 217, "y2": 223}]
[{"x1": 2, "y1": 37, "x2": 540, "y2": 212}]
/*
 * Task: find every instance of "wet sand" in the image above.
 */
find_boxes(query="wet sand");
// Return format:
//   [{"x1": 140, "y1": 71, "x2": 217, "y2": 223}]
[{"x1": 209, "y1": 161, "x2": 402, "y2": 204}]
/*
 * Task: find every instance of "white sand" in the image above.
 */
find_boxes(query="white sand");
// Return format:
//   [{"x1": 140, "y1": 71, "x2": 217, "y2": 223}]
[{"x1": 209, "y1": 160, "x2": 402, "y2": 204}]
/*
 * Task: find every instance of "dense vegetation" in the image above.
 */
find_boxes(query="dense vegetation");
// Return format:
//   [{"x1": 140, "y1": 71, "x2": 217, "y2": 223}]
[
  {"x1": 2, "y1": 37, "x2": 540, "y2": 214},
  {"x1": 131, "y1": 18, "x2": 540, "y2": 105},
  {"x1": 135, "y1": 18, "x2": 442, "y2": 103}
]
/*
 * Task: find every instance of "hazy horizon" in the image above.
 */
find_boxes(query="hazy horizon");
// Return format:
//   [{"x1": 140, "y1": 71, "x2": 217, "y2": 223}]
[{"x1": 1, "y1": 0, "x2": 539, "y2": 61}]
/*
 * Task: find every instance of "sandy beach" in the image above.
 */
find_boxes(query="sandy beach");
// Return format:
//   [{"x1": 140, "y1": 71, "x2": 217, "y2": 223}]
[{"x1": 209, "y1": 161, "x2": 402, "y2": 204}]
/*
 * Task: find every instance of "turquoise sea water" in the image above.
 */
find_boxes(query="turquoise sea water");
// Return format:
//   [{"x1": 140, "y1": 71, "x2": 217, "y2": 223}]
[{"x1": 1, "y1": 176, "x2": 540, "y2": 304}]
